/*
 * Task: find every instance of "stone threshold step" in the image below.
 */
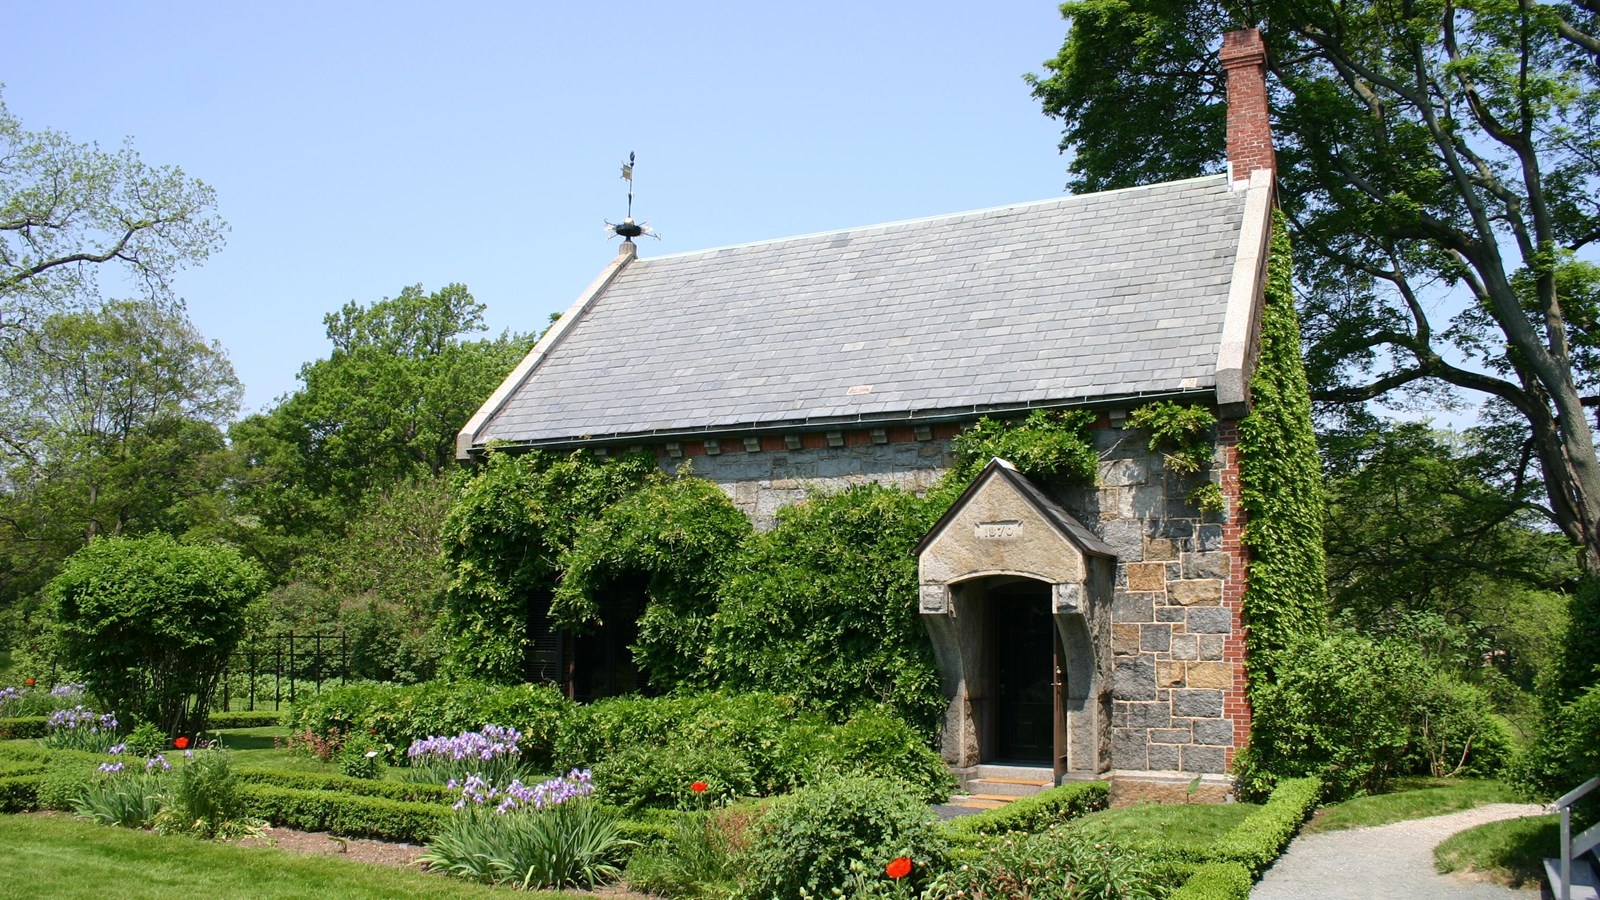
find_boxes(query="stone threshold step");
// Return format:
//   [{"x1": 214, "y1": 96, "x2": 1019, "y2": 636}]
[
  {"x1": 946, "y1": 799, "x2": 1009, "y2": 810},
  {"x1": 970, "y1": 777, "x2": 1052, "y2": 787}
]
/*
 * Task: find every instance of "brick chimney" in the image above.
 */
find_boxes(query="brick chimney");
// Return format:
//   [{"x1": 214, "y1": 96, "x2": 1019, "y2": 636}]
[{"x1": 1220, "y1": 28, "x2": 1275, "y2": 184}]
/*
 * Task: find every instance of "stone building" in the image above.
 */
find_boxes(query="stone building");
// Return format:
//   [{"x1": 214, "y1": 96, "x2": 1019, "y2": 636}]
[{"x1": 459, "y1": 30, "x2": 1282, "y2": 799}]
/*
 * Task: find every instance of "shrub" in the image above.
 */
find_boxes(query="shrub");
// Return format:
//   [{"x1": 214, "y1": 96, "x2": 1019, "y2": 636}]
[
  {"x1": 0, "y1": 773, "x2": 42, "y2": 812},
  {"x1": 1517, "y1": 681, "x2": 1600, "y2": 826},
  {"x1": 735, "y1": 775, "x2": 945, "y2": 900},
  {"x1": 942, "y1": 780, "x2": 1110, "y2": 840},
  {"x1": 338, "y1": 733, "x2": 383, "y2": 781},
  {"x1": 923, "y1": 825, "x2": 1165, "y2": 900},
  {"x1": 804, "y1": 706, "x2": 956, "y2": 803},
  {"x1": 48, "y1": 535, "x2": 267, "y2": 736},
  {"x1": 1209, "y1": 776, "x2": 1321, "y2": 876},
  {"x1": 1169, "y1": 862, "x2": 1252, "y2": 900},
  {"x1": 289, "y1": 679, "x2": 569, "y2": 767},
  {"x1": 624, "y1": 805, "x2": 762, "y2": 898},
  {"x1": 707, "y1": 485, "x2": 947, "y2": 736},
  {"x1": 124, "y1": 722, "x2": 167, "y2": 759},
  {"x1": 232, "y1": 767, "x2": 456, "y2": 804},
  {"x1": 558, "y1": 692, "x2": 953, "y2": 810},
  {"x1": 1236, "y1": 631, "x2": 1505, "y2": 799},
  {"x1": 420, "y1": 798, "x2": 635, "y2": 890},
  {"x1": 239, "y1": 783, "x2": 448, "y2": 842},
  {"x1": 0, "y1": 716, "x2": 49, "y2": 739},
  {"x1": 594, "y1": 741, "x2": 758, "y2": 813}
]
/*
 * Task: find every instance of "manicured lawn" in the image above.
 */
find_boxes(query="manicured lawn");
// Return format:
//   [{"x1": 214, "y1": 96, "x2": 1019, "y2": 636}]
[
  {"x1": 0, "y1": 812, "x2": 594, "y2": 898},
  {"x1": 1305, "y1": 778, "x2": 1522, "y2": 834},
  {"x1": 1068, "y1": 800, "x2": 1260, "y2": 858},
  {"x1": 1434, "y1": 813, "x2": 1557, "y2": 888}
]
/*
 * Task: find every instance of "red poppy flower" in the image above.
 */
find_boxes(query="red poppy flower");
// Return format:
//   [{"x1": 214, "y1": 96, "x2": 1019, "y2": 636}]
[
  {"x1": 690, "y1": 781, "x2": 709, "y2": 794},
  {"x1": 174, "y1": 736, "x2": 190, "y2": 750},
  {"x1": 886, "y1": 857, "x2": 913, "y2": 880},
  {"x1": 24, "y1": 678, "x2": 35, "y2": 687}
]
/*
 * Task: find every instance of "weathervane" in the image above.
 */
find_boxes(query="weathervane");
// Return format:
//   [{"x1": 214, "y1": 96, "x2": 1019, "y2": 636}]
[{"x1": 606, "y1": 151, "x2": 657, "y2": 242}]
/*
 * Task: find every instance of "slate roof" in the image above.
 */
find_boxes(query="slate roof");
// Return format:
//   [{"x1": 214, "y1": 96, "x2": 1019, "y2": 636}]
[{"x1": 462, "y1": 173, "x2": 1256, "y2": 453}]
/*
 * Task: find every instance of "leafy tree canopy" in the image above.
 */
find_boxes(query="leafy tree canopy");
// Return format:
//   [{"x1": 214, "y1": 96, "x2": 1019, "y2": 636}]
[
  {"x1": 0, "y1": 299, "x2": 241, "y2": 605},
  {"x1": 1029, "y1": 0, "x2": 1600, "y2": 571},
  {"x1": 231, "y1": 283, "x2": 533, "y2": 573},
  {"x1": 0, "y1": 89, "x2": 225, "y2": 349}
]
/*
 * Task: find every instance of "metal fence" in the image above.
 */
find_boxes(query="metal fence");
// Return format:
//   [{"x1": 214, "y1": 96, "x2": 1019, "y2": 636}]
[{"x1": 221, "y1": 631, "x2": 350, "y2": 712}]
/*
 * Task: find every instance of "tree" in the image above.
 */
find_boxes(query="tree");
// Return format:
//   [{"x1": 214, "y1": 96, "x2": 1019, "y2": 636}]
[
  {"x1": 231, "y1": 284, "x2": 532, "y2": 572},
  {"x1": 1028, "y1": 0, "x2": 1600, "y2": 571},
  {"x1": 48, "y1": 533, "x2": 266, "y2": 735},
  {"x1": 0, "y1": 90, "x2": 225, "y2": 352},
  {"x1": 1322, "y1": 422, "x2": 1572, "y2": 689},
  {"x1": 0, "y1": 299, "x2": 241, "y2": 605}
]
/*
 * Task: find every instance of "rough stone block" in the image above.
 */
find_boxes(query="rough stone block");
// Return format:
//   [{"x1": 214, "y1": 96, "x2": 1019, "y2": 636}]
[
  {"x1": 1101, "y1": 521, "x2": 1145, "y2": 561},
  {"x1": 1156, "y1": 606, "x2": 1186, "y2": 623},
  {"x1": 1147, "y1": 743, "x2": 1181, "y2": 771},
  {"x1": 1113, "y1": 591, "x2": 1154, "y2": 623},
  {"x1": 1151, "y1": 726, "x2": 1192, "y2": 744},
  {"x1": 1197, "y1": 524, "x2": 1223, "y2": 551},
  {"x1": 1170, "y1": 634, "x2": 1199, "y2": 660},
  {"x1": 1171, "y1": 579, "x2": 1223, "y2": 606},
  {"x1": 1182, "y1": 745, "x2": 1226, "y2": 774},
  {"x1": 1114, "y1": 657, "x2": 1157, "y2": 700},
  {"x1": 1113, "y1": 727, "x2": 1149, "y2": 769},
  {"x1": 1199, "y1": 635, "x2": 1226, "y2": 660},
  {"x1": 1113, "y1": 623, "x2": 1141, "y2": 656},
  {"x1": 1187, "y1": 608, "x2": 1232, "y2": 633},
  {"x1": 1162, "y1": 519, "x2": 1196, "y2": 540},
  {"x1": 1157, "y1": 660, "x2": 1185, "y2": 688},
  {"x1": 1103, "y1": 457, "x2": 1148, "y2": 487},
  {"x1": 1126, "y1": 562, "x2": 1167, "y2": 592},
  {"x1": 1144, "y1": 537, "x2": 1179, "y2": 561},
  {"x1": 1185, "y1": 661, "x2": 1231, "y2": 690},
  {"x1": 1141, "y1": 624, "x2": 1171, "y2": 652},
  {"x1": 1128, "y1": 702, "x2": 1171, "y2": 729},
  {"x1": 1173, "y1": 690, "x2": 1224, "y2": 718},
  {"x1": 1194, "y1": 719, "x2": 1234, "y2": 746},
  {"x1": 1183, "y1": 552, "x2": 1230, "y2": 580}
]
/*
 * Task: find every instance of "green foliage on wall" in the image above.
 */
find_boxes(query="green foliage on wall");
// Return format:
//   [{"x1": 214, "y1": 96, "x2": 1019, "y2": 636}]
[
  {"x1": 1238, "y1": 214, "x2": 1328, "y2": 662},
  {"x1": 706, "y1": 484, "x2": 946, "y2": 734},
  {"x1": 948, "y1": 409, "x2": 1099, "y2": 487},
  {"x1": 552, "y1": 472, "x2": 752, "y2": 690},
  {"x1": 1128, "y1": 400, "x2": 1224, "y2": 513},
  {"x1": 437, "y1": 449, "x2": 656, "y2": 682}
]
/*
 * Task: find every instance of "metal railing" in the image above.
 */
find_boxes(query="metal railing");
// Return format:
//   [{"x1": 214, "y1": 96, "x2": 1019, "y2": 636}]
[
  {"x1": 1554, "y1": 774, "x2": 1600, "y2": 900},
  {"x1": 220, "y1": 631, "x2": 350, "y2": 712}
]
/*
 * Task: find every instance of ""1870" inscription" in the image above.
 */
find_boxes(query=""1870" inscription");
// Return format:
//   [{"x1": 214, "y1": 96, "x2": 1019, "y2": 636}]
[{"x1": 975, "y1": 520, "x2": 1022, "y2": 539}]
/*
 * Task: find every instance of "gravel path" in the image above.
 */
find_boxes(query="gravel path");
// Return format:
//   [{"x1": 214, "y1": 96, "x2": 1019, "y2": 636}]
[{"x1": 1251, "y1": 803, "x2": 1547, "y2": 899}]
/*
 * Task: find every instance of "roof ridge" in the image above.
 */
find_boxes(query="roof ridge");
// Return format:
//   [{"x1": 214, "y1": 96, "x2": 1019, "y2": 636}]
[{"x1": 634, "y1": 173, "x2": 1230, "y2": 264}]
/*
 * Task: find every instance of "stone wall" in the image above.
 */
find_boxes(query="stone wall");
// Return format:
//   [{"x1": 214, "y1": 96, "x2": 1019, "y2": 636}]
[{"x1": 651, "y1": 425, "x2": 958, "y2": 531}]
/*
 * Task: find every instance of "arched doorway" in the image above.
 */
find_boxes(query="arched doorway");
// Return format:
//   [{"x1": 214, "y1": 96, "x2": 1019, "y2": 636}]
[{"x1": 915, "y1": 458, "x2": 1114, "y2": 779}]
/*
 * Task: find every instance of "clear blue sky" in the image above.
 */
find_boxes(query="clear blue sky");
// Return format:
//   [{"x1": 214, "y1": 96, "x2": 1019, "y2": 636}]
[{"x1": 4, "y1": 1, "x2": 1079, "y2": 414}]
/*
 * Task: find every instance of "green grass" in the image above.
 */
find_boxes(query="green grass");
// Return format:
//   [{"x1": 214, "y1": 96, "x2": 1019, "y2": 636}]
[
  {"x1": 1069, "y1": 801, "x2": 1260, "y2": 858},
  {"x1": 1434, "y1": 813, "x2": 1557, "y2": 888},
  {"x1": 0, "y1": 812, "x2": 593, "y2": 898},
  {"x1": 1305, "y1": 778, "x2": 1522, "y2": 834}
]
